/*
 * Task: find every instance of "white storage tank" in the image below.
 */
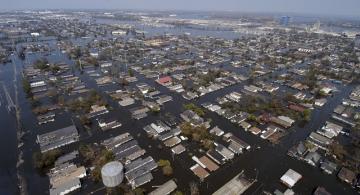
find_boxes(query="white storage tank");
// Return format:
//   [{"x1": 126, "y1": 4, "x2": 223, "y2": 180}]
[{"x1": 101, "y1": 161, "x2": 124, "y2": 187}]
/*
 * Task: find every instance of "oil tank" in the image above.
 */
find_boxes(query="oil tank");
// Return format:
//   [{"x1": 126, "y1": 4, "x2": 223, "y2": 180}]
[{"x1": 101, "y1": 161, "x2": 124, "y2": 187}]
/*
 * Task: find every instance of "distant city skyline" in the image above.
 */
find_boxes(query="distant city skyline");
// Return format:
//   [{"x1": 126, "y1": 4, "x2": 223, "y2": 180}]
[{"x1": 1, "y1": 0, "x2": 360, "y2": 17}]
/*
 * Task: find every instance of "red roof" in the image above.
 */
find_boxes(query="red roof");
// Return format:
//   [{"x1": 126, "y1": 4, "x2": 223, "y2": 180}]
[
  {"x1": 289, "y1": 104, "x2": 305, "y2": 112},
  {"x1": 157, "y1": 76, "x2": 172, "y2": 84}
]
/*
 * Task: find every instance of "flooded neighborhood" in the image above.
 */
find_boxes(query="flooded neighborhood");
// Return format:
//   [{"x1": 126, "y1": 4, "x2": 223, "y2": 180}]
[{"x1": 0, "y1": 6, "x2": 360, "y2": 195}]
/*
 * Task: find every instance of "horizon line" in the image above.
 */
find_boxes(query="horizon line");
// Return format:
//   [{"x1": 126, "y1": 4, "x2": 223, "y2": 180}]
[{"x1": 0, "y1": 8, "x2": 359, "y2": 19}]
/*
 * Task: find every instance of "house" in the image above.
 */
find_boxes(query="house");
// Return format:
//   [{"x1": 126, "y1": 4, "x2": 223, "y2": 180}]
[
  {"x1": 320, "y1": 87, "x2": 333, "y2": 95},
  {"x1": 111, "y1": 30, "x2": 126, "y2": 36},
  {"x1": 261, "y1": 125, "x2": 281, "y2": 139},
  {"x1": 190, "y1": 164, "x2": 209, "y2": 181},
  {"x1": 97, "y1": 117, "x2": 122, "y2": 131},
  {"x1": 37, "y1": 112, "x2": 56, "y2": 125},
  {"x1": 131, "y1": 173, "x2": 153, "y2": 189},
  {"x1": 294, "y1": 92, "x2": 306, "y2": 100},
  {"x1": 289, "y1": 104, "x2": 305, "y2": 112},
  {"x1": 119, "y1": 97, "x2": 135, "y2": 107},
  {"x1": 239, "y1": 121, "x2": 251, "y2": 130},
  {"x1": 88, "y1": 105, "x2": 109, "y2": 118},
  {"x1": 304, "y1": 152, "x2": 321, "y2": 166},
  {"x1": 156, "y1": 76, "x2": 172, "y2": 86},
  {"x1": 50, "y1": 178, "x2": 81, "y2": 195},
  {"x1": 334, "y1": 105, "x2": 345, "y2": 115},
  {"x1": 89, "y1": 51, "x2": 99, "y2": 58},
  {"x1": 274, "y1": 189, "x2": 295, "y2": 195},
  {"x1": 280, "y1": 169, "x2": 302, "y2": 188},
  {"x1": 226, "y1": 92, "x2": 242, "y2": 102},
  {"x1": 342, "y1": 107, "x2": 354, "y2": 118},
  {"x1": 156, "y1": 95, "x2": 173, "y2": 105},
  {"x1": 288, "y1": 141, "x2": 307, "y2": 159},
  {"x1": 182, "y1": 91, "x2": 198, "y2": 100},
  {"x1": 100, "y1": 62, "x2": 112, "y2": 68},
  {"x1": 318, "y1": 121, "x2": 343, "y2": 139},
  {"x1": 313, "y1": 187, "x2": 332, "y2": 195},
  {"x1": 231, "y1": 114, "x2": 248, "y2": 124},
  {"x1": 206, "y1": 150, "x2": 226, "y2": 165},
  {"x1": 209, "y1": 126, "x2": 224, "y2": 136},
  {"x1": 171, "y1": 144, "x2": 186, "y2": 155},
  {"x1": 320, "y1": 160, "x2": 337, "y2": 174},
  {"x1": 308, "y1": 132, "x2": 332, "y2": 150},
  {"x1": 125, "y1": 157, "x2": 157, "y2": 183},
  {"x1": 150, "y1": 123, "x2": 167, "y2": 134},
  {"x1": 315, "y1": 98, "x2": 327, "y2": 107},
  {"x1": 338, "y1": 167, "x2": 356, "y2": 184},
  {"x1": 249, "y1": 127, "x2": 262, "y2": 135},
  {"x1": 198, "y1": 156, "x2": 219, "y2": 172},
  {"x1": 30, "y1": 80, "x2": 46, "y2": 88},
  {"x1": 208, "y1": 104, "x2": 222, "y2": 112},
  {"x1": 215, "y1": 143, "x2": 234, "y2": 160},
  {"x1": 229, "y1": 135, "x2": 251, "y2": 151},
  {"x1": 331, "y1": 114, "x2": 356, "y2": 127},
  {"x1": 164, "y1": 136, "x2": 181, "y2": 147},
  {"x1": 49, "y1": 164, "x2": 86, "y2": 195},
  {"x1": 271, "y1": 116, "x2": 295, "y2": 128},
  {"x1": 223, "y1": 110, "x2": 237, "y2": 120},
  {"x1": 130, "y1": 106, "x2": 150, "y2": 119},
  {"x1": 102, "y1": 133, "x2": 133, "y2": 150},
  {"x1": 244, "y1": 85, "x2": 262, "y2": 93},
  {"x1": 180, "y1": 110, "x2": 204, "y2": 126}
]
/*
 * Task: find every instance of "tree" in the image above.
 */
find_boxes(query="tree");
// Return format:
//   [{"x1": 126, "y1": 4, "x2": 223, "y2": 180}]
[
  {"x1": 180, "y1": 122, "x2": 213, "y2": 146},
  {"x1": 18, "y1": 47, "x2": 26, "y2": 60},
  {"x1": 157, "y1": 159, "x2": 171, "y2": 167},
  {"x1": 162, "y1": 165, "x2": 173, "y2": 176},
  {"x1": 91, "y1": 149, "x2": 115, "y2": 182},
  {"x1": 33, "y1": 149, "x2": 62, "y2": 173},
  {"x1": 172, "y1": 191, "x2": 184, "y2": 195},
  {"x1": 58, "y1": 96, "x2": 65, "y2": 106},
  {"x1": 22, "y1": 78, "x2": 32, "y2": 97},
  {"x1": 73, "y1": 47, "x2": 82, "y2": 59},
  {"x1": 183, "y1": 103, "x2": 205, "y2": 117},
  {"x1": 158, "y1": 159, "x2": 173, "y2": 176},
  {"x1": 79, "y1": 115, "x2": 92, "y2": 126},
  {"x1": 133, "y1": 188, "x2": 146, "y2": 195},
  {"x1": 128, "y1": 69, "x2": 134, "y2": 77},
  {"x1": 302, "y1": 109, "x2": 312, "y2": 122},
  {"x1": 33, "y1": 58, "x2": 49, "y2": 70}
]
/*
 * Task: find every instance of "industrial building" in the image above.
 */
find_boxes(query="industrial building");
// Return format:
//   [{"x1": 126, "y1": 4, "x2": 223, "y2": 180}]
[{"x1": 37, "y1": 125, "x2": 79, "y2": 153}]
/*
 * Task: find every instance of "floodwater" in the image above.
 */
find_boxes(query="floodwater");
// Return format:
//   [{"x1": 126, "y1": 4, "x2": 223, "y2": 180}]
[{"x1": 0, "y1": 19, "x2": 358, "y2": 195}]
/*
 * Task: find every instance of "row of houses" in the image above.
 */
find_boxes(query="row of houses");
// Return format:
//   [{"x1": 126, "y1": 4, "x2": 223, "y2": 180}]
[{"x1": 202, "y1": 101, "x2": 293, "y2": 143}]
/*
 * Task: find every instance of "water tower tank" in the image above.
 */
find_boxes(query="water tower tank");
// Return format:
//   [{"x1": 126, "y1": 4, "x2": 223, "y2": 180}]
[{"x1": 101, "y1": 161, "x2": 124, "y2": 187}]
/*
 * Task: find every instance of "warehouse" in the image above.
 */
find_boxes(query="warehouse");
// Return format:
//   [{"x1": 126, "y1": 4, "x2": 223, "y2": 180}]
[{"x1": 37, "y1": 125, "x2": 79, "y2": 153}]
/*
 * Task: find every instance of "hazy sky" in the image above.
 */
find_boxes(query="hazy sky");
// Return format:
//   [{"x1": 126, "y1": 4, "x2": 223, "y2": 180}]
[{"x1": 2, "y1": 0, "x2": 360, "y2": 17}]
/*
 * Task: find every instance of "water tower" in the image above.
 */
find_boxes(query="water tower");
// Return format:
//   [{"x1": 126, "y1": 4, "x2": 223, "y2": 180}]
[{"x1": 101, "y1": 161, "x2": 124, "y2": 187}]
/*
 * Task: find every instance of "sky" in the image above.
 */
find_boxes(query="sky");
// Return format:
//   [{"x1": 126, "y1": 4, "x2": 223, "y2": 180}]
[{"x1": 2, "y1": 0, "x2": 360, "y2": 17}]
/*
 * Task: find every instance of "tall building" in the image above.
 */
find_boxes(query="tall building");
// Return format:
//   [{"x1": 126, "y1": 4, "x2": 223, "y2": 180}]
[
  {"x1": 355, "y1": 34, "x2": 360, "y2": 48},
  {"x1": 312, "y1": 20, "x2": 321, "y2": 32},
  {"x1": 279, "y1": 16, "x2": 291, "y2": 27}
]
